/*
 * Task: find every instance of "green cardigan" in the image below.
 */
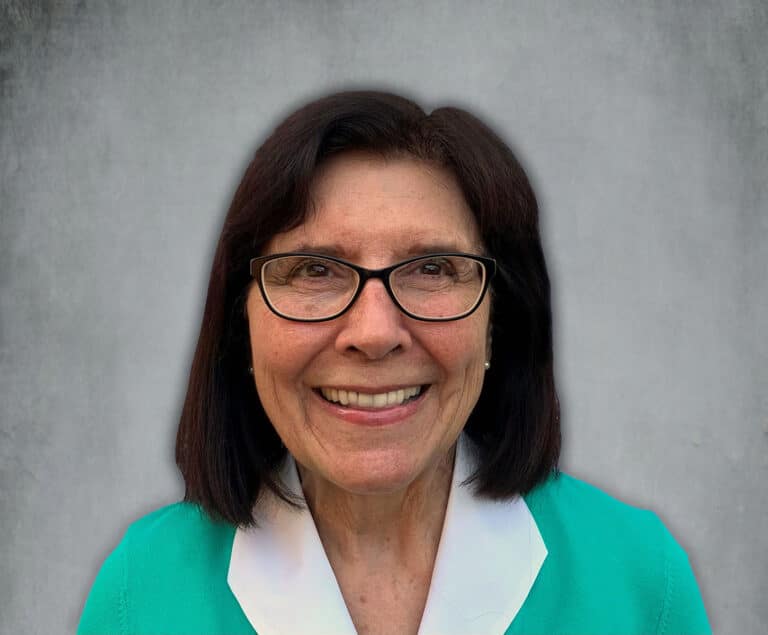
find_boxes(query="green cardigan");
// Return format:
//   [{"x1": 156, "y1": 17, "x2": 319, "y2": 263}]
[{"x1": 78, "y1": 472, "x2": 710, "y2": 634}]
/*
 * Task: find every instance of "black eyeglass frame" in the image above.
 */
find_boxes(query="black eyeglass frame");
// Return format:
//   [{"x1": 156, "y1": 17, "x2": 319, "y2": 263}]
[{"x1": 249, "y1": 252, "x2": 497, "y2": 323}]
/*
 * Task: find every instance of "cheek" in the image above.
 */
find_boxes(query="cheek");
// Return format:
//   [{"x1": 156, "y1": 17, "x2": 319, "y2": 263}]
[
  {"x1": 425, "y1": 304, "x2": 490, "y2": 365},
  {"x1": 250, "y1": 329, "x2": 320, "y2": 387},
  {"x1": 423, "y1": 310, "x2": 490, "y2": 414},
  {"x1": 421, "y1": 324, "x2": 488, "y2": 386},
  {"x1": 246, "y1": 297, "x2": 317, "y2": 391},
  {"x1": 247, "y1": 326, "x2": 318, "y2": 440}
]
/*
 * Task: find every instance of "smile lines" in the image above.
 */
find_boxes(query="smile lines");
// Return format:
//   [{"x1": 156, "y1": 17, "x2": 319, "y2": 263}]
[{"x1": 319, "y1": 386, "x2": 424, "y2": 408}]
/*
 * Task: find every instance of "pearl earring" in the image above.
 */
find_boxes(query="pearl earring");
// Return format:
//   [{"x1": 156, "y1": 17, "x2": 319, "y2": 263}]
[
  {"x1": 484, "y1": 361, "x2": 491, "y2": 370},
  {"x1": 248, "y1": 366, "x2": 253, "y2": 375}
]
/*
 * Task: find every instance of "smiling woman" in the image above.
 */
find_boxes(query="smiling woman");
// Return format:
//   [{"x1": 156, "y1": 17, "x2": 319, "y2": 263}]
[
  {"x1": 247, "y1": 154, "x2": 491, "y2": 503},
  {"x1": 78, "y1": 91, "x2": 710, "y2": 635}
]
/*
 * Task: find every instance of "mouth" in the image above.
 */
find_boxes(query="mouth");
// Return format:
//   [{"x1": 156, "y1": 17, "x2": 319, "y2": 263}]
[{"x1": 316, "y1": 385, "x2": 427, "y2": 409}]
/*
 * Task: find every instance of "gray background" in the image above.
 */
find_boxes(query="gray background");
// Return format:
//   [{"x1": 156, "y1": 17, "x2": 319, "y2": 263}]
[{"x1": 1, "y1": 1, "x2": 766, "y2": 633}]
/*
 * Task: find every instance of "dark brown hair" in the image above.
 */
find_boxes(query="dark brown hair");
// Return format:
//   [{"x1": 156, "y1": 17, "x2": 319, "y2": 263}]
[{"x1": 176, "y1": 90, "x2": 560, "y2": 526}]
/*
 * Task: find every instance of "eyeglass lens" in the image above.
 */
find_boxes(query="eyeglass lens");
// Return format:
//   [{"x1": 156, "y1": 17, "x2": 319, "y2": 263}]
[{"x1": 260, "y1": 255, "x2": 487, "y2": 320}]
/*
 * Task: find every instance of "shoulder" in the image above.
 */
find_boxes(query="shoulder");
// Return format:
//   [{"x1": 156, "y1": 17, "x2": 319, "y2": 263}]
[
  {"x1": 524, "y1": 470, "x2": 664, "y2": 540},
  {"x1": 524, "y1": 471, "x2": 669, "y2": 592},
  {"x1": 523, "y1": 470, "x2": 682, "y2": 575},
  {"x1": 122, "y1": 500, "x2": 234, "y2": 556},
  {"x1": 78, "y1": 502, "x2": 247, "y2": 634},
  {"x1": 518, "y1": 472, "x2": 710, "y2": 634},
  {"x1": 106, "y1": 501, "x2": 236, "y2": 582}
]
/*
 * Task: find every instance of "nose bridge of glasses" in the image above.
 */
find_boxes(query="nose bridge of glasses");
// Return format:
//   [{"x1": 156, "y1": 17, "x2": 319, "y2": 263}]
[{"x1": 352, "y1": 267, "x2": 401, "y2": 314}]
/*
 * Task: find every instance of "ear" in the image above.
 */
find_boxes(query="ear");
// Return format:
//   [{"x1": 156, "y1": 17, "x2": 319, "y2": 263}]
[{"x1": 485, "y1": 326, "x2": 493, "y2": 362}]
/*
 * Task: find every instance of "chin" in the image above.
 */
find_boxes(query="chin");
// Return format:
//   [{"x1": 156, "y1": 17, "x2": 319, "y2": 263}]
[{"x1": 322, "y1": 450, "x2": 424, "y2": 496}]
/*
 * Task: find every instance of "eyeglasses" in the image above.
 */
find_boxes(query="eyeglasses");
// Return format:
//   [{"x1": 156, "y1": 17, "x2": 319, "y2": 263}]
[{"x1": 249, "y1": 252, "x2": 496, "y2": 322}]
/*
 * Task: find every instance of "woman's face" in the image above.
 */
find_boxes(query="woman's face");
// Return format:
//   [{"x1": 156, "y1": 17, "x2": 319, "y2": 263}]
[{"x1": 246, "y1": 153, "x2": 491, "y2": 496}]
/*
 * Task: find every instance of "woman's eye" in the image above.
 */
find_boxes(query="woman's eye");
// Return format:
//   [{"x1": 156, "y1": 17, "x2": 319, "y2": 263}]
[
  {"x1": 298, "y1": 262, "x2": 330, "y2": 277},
  {"x1": 421, "y1": 263, "x2": 441, "y2": 275},
  {"x1": 285, "y1": 259, "x2": 338, "y2": 279},
  {"x1": 420, "y1": 260, "x2": 453, "y2": 276}
]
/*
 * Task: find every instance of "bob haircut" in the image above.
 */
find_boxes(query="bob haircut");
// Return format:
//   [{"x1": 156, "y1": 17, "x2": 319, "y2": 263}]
[{"x1": 176, "y1": 90, "x2": 560, "y2": 526}]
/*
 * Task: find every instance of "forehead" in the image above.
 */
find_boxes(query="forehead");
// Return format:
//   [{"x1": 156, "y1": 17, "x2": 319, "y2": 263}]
[{"x1": 265, "y1": 153, "x2": 482, "y2": 261}]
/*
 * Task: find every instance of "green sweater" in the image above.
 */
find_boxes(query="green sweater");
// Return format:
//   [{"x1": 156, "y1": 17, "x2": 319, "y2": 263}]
[{"x1": 78, "y1": 472, "x2": 710, "y2": 634}]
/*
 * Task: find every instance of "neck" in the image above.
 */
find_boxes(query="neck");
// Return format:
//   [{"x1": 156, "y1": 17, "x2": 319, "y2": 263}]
[{"x1": 297, "y1": 445, "x2": 456, "y2": 566}]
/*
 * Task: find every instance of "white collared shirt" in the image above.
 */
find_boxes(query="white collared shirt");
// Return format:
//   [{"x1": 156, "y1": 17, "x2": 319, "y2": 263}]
[{"x1": 228, "y1": 436, "x2": 547, "y2": 635}]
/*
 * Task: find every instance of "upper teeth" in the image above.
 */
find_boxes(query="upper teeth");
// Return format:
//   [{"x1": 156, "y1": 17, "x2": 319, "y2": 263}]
[{"x1": 320, "y1": 386, "x2": 422, "y2": 408}]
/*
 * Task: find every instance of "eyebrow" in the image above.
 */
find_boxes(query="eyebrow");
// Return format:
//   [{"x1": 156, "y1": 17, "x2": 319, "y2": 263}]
[{"x1": 284, "y1": 241, "x2": 478, "y2": 259}]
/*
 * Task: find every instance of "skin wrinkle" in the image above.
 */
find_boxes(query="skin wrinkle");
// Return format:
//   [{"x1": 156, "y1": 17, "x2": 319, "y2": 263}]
[
  {"x1": 300, "y1": 445, "x2": 454, "y2": 563},
  {"x1": 255, "y1": 334, "x2": 334, "y2": 458}
]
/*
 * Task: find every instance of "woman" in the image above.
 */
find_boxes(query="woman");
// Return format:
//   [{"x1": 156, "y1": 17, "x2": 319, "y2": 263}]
[{"x1": 78, "y1": 91, "x2": 710, "y2": 634}]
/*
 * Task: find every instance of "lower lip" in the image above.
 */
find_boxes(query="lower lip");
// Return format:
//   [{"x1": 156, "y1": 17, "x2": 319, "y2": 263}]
[{"x1": 313, "y1": 387, "x2": 428, "y2": 426}]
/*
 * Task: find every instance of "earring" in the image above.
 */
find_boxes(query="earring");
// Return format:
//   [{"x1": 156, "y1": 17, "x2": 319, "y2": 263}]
[
  {"x1": 248, "y1": 366, "x2": 254, "y2": 375},
  {"x1": 484, "y1": 361, "x2": 491, "y2": 371}
]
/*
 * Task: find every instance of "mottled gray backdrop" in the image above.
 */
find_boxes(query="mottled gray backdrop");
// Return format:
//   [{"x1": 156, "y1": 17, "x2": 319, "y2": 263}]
[{"x1": 1, "y1": 1, "x2": 766, "y2": 633}]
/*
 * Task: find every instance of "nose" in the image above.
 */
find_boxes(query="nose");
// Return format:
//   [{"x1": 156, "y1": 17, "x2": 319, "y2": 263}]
[{"x1": 334, "y1": 279, "x2": 413, "y2": 360}]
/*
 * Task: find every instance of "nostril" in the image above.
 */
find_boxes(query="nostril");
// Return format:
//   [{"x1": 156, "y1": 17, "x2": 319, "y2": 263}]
[{"x1": 346, "y1": 342, "x2": 403, "y2": 357}]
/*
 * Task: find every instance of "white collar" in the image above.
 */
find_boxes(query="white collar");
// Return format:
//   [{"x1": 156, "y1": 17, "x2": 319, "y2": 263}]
[{"x1": 228, "y1": 436, "x2": 547, "y2": 635}]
